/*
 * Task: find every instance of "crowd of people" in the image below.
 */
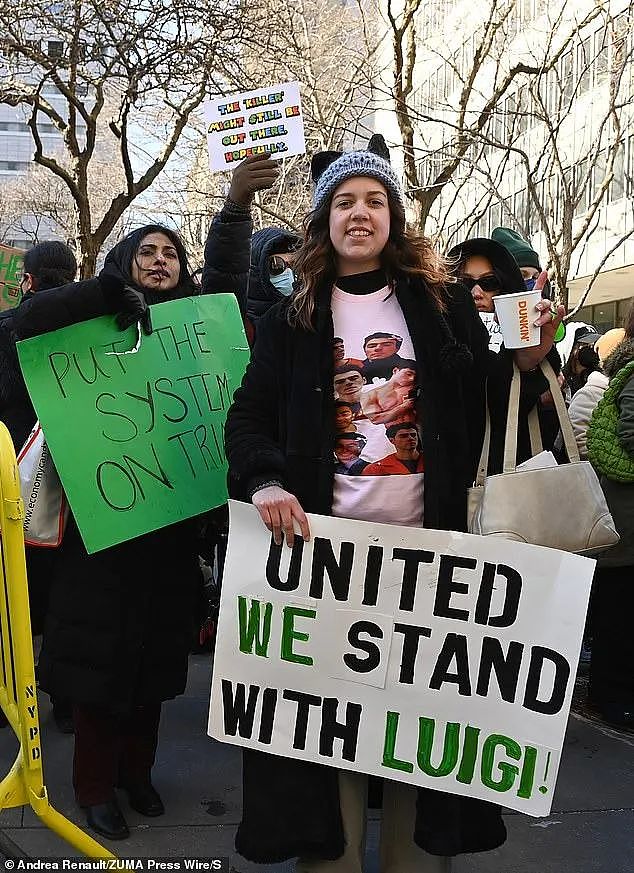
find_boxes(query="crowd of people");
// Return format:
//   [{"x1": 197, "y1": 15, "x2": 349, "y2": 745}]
[{"x1": 0, "y1": 135, "x2": 632, "y2": 872}]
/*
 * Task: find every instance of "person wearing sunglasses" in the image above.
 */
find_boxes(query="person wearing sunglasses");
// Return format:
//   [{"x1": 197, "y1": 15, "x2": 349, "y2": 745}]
[
  {"x1": 448, "y1": 237, "x2": 527, "y2": 356},
  {"x1": 247, "y1": 228, "x2": 301, "y2": 336}
]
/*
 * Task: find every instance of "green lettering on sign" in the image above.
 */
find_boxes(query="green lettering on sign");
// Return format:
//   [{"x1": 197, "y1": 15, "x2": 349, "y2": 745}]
[
  {"x1": 280, "y1": 606, "x2": 316, "y2": 665},
  {"x1": 480, "y1": 733, "x2": 522, "y2": 792},
  {"x1": 238, "y1": 597, "x2": 273, "y2": 657},
  {"x1": 382, "y1": 711, "x2": 414, "y2": 773},
  {"x1": 416, "y1": 717, "x2": 460, "y2": 777}
]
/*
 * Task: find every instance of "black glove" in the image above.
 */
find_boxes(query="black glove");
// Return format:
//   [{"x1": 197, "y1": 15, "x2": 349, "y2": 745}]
[
  {"x1": 98, "y1": 274, "x2": 153, "y2": 336},
  {"x1": 115, "y1": 286, "x2": 153, "y2": 336}
]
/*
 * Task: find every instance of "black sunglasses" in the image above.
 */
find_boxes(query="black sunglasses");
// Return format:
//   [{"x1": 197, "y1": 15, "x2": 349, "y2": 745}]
[
  {"x1": 459, "y1": 274, "x2": 502, "y2": 293},
  {"x1": 268, "y1": 255, "x2": 289, "y2": 276}
]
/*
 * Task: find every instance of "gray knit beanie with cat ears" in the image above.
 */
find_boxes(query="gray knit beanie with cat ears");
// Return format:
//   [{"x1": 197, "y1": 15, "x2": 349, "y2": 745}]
[{"x1": 311, "y1": 134, "x2": 404, "y2": 211}]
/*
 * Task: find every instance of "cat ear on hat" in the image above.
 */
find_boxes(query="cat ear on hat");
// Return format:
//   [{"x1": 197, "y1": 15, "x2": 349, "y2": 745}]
[
  {"x1": 310, "y1": 150, "x2": 342, "y2": 182},
  {"x1": 367, "y1": 133, "x2": 391, "y2": 163}
]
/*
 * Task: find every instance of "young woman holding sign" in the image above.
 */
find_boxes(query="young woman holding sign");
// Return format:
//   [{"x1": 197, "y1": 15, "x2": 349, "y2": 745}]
[
  {"x1": 13, "y1": 225, "x2": 225, "y2": 841},
  {"x1": 224, "y1": 136, "x2": 563, "y2": 872}
]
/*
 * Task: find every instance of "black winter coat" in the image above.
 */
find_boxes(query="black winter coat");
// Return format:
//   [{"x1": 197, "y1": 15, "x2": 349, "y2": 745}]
[
  {"x1": 0, "y1": 297, "x2": 57, "y2": 634},
  {"x1": 224, "y1": 277, "x2": 558, "y2": 862},
  {"x1": 12, "y1": 256, "x2": 238, "y2": 711},
  {"x1": 201, "y1": 208, "x2": 300, "y2": 332},
  {"x1": 0, "y1": 297, "x2": 38, "y2": 450},
  {"x1": 201, "y1": 207, "x2": 252, "y2": 313}
]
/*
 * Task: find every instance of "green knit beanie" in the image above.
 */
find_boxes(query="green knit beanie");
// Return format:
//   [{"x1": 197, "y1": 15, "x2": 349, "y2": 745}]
[{"x1": 491, "y1": 226, "x2": 540, "y2": 270}]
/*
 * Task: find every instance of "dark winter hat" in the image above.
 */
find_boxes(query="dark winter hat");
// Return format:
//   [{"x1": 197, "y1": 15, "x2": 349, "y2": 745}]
[
  {"x1": 573, "y1": 325, "x2": 602, "y2": 346},
  {"x1": 491, "y1": 226, "x2": 541, "y2": 270},
  {"x1": 447, "y1": 237, "x2": 525, "y2": 295},
  {"x1": 312, "y1": 134, "x2": 404, "y2": 211}
]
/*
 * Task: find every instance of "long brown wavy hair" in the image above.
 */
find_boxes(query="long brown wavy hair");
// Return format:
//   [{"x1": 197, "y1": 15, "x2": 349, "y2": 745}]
[{"x1": 288, "y1": 184, "x2": 450, "y2": 330}]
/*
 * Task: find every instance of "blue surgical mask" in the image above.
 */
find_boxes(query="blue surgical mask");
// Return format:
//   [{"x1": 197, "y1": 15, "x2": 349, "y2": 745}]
[{"x1": 270, "y1": 267, "x2": 295, "y2": 297}]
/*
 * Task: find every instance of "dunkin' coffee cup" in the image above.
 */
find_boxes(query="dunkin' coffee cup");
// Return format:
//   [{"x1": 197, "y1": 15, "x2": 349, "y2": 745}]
[{"x1": 493, "y1": 290, "x2": 541, "y2": 349}]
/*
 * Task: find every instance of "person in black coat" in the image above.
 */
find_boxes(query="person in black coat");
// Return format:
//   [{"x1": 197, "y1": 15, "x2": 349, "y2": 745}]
[
  {"x1": 0, "y1": 241, "x2": 77, "y2": 732},
  {"x1": 201, "y1": 153, "x2": 300, "y2": 344},
  {"x1": 13, "y1": 225, "x2": 236, "y2": 841},
  {"x1": 224, "y1": 136, "x2": 564, "y2": 871}
]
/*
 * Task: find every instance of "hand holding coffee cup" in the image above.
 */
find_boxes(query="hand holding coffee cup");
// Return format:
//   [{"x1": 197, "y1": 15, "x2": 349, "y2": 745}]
[
  {"x1": 493, "y1": 288, "x2": 543, "y2": 348},
  {"x1": 501, "y1": 270, "x2": 565, "y2": 371}
]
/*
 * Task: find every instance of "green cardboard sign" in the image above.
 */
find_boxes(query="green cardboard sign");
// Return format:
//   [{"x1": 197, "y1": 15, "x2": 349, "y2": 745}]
[{"x1": 17, "y1": 294, "x2": 249, "y2": 553}]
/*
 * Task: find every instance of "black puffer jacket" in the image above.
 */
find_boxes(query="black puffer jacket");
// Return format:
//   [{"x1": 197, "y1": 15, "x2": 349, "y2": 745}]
[
  {"x1": 225, "y1": 276, "x2": 559, "y2": 863},
  {"x1": 201, "y1": 207, "x2": 252, "y2": 314},
  {"x1": 12, "y1": 232, "x2": 227, "y2": 711}
]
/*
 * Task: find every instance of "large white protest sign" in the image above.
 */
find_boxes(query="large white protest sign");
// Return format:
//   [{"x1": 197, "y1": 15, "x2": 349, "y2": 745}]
[
  {"x1": 204, "y1": 81, "x2": 305, "y2": 172},
  {"x1": 209, "y1": 501, "x2": 595, "y2": 817}
]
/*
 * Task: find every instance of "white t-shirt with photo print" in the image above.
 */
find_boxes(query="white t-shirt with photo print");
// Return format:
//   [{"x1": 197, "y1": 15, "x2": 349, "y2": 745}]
[{"x1": 331, "y1": 284, "x2": 424, "y2": 527}]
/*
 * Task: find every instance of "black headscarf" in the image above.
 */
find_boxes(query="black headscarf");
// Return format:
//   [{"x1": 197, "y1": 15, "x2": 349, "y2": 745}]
[{"x1": 100, "y1": 224, "x2": 197, "y2": 304}]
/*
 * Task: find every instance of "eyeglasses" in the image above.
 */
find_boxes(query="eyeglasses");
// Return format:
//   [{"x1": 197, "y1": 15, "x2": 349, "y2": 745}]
[
  {"x1": 459, "y1": 274, "x2": 502, "y2": 293},
  {"x1": 268, "y1": 255, "x2": 289, "y2": 276}
]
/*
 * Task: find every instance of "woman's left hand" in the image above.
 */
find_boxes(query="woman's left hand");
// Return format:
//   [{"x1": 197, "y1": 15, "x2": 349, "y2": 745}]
[{"x1": 514, "y1": 271, "x2": 565, "y2": 371}]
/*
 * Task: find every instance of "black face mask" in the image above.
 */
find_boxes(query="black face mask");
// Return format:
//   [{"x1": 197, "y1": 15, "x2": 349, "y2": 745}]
[{"x1": 577, "y1": 345, "x2": 600, "y2": 370}]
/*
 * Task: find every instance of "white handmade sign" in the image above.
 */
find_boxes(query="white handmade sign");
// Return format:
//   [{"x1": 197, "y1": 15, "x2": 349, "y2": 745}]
[
  {"x1": 209, "y1": 501, "x2": 595, "y2": 816},
  {"x1": 204, "y1": 81, "x2": 305, "y2": 171}
]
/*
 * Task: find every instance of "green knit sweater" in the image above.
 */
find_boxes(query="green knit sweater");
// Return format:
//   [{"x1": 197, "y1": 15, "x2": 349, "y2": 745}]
[{"x1": 587, "y1": 352, "x2": 634, "y2": 483}]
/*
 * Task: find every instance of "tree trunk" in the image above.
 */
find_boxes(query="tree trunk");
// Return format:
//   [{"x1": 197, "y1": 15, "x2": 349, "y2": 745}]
[{"x1": 79, "y1": 244, "x2": 99, "y2": 279}]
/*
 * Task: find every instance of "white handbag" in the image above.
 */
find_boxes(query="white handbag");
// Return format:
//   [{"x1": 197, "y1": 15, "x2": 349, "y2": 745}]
[
  {"x1": 468, "y1": 359, "x2": 619, "y2": 555},
  {"x1": 17, "y1": 421, "x2": 68, "y2": 548}
]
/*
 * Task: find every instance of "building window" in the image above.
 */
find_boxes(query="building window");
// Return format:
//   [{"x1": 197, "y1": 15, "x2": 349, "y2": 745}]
[
  {"x1": 610, "y1": 142, "x2": 625, "y2": 201},
  {"x1": 0, "y1": 161, "x2": 29, "y2": 171},
  {"x1": 592, "y1": 302, "x2": 616, "y2": 333},
  {"x1": 577, "y1": 35, "x2": 592, "y2": 94},
  {"x1": 47, "y1": 40, "x2": 64, "y2": 60}
]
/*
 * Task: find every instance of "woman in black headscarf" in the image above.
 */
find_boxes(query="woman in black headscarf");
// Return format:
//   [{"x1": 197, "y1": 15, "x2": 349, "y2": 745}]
[{"x1": 13, "y1": 225, "x2": 235, "y2": 841}]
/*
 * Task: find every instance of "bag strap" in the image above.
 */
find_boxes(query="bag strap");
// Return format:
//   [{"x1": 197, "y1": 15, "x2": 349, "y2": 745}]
[
  {"x1": 502, "y1": 363, "x2": 522, "y2": 472},
  {"x1": 539, "y1": 358, "x2": 580, "y2": 463},
  {"x1": 528, "y1": 407, "x2": 543, "y2": 455},
  {"x1": 477, "y1": 358, "x2": 580, "y2": 483},
  {"x1": 476, "y1": 383, "x2": 543, "y2": 485}
]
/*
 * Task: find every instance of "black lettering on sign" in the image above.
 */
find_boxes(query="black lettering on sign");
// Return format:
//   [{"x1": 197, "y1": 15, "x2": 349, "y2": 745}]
[
  {"x1": 126, "y1": 381, "x2": 156, "y2": 433},
  {"x1": 73, "y1": 348, "x2": 111, "y2": 386},
  {"x1": 392, "y1": 548, "x2": 435, "y2": 611},
  {"x1": 361, "y1": 545, "x2": 383, "y2": 606},
  {"x1": 122, "y1": 443, "x2": 173, "y2": 499},
  {"x1": 49, "y1": 352, "x2": 70, "y2": 398},
  {"x1": 266, "y1": 536, "x2": 304, "y2": 591},
  {"x1": 155, "y1": 378, "x2": 189, "y2": 422},
  {"x1": 258, "y1": 688, "x2": 278, "y2": 744},
  {"x1": 282, "y1": 689, "x2": 321, "y2": 750},
  {"x1": 393, "y1": 623, "x2": 432, "y2": 684},
  {"x1": 343, "y1": 621, "x2": 383, "y2": 673},
  {"x1": 434, "y1": 555, "x2": 477, "y2": 621},
  {"x1": 309, "y1": 538, "x2": 354, "y2": 600},
  {"x1": 474, "y1": 563, "x2": 522, "y2": 627},
  {"x1": 429, "y1": 633, "x2": 472, "y2": 696},
  {"x1": 221, "y1": 679, "x2": 260, "y2": 738},
  {"x1": 95, "y1": 393, "x2": 139, "y2": 443},
  {"x1": 319, "y1": 698, "x2": 362, "y2": 761},
  {"x1": 523, "y1": 646, "x2": 570, "y2": 715},
  {"x1": 96, "y1": 460, "x2": 137, "y2": 511},
  {"x1": 476, "y1": 637, "x2": 524, "y2": 703}
]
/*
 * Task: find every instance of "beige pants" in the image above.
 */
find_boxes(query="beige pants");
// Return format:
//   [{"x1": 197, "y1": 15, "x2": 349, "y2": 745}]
[{"x1": 296, "y1": 771, "x2": 452, "y2": 873}]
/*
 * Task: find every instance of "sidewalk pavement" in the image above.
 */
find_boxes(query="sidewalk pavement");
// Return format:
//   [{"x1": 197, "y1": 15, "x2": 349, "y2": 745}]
[{"x1": 0, "y1": 654, "x2": 633, "y2": 872}]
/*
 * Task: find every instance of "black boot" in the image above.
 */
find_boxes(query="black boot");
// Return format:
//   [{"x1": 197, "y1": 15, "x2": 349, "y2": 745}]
[
  {"x1": 119, "y1": 781, "x2": 164, "y2": 817},
  {"x1": 85, "y1": 798, "x2": 130, "y2": 839},
  {"x1": 52, "y1": 698, "x2": 74, "y2": 734}
]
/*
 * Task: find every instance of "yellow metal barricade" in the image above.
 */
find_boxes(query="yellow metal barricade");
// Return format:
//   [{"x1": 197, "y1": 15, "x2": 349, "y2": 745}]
[{"x1": 0, "y1": 421, "x2": 115, "y2": 858}]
